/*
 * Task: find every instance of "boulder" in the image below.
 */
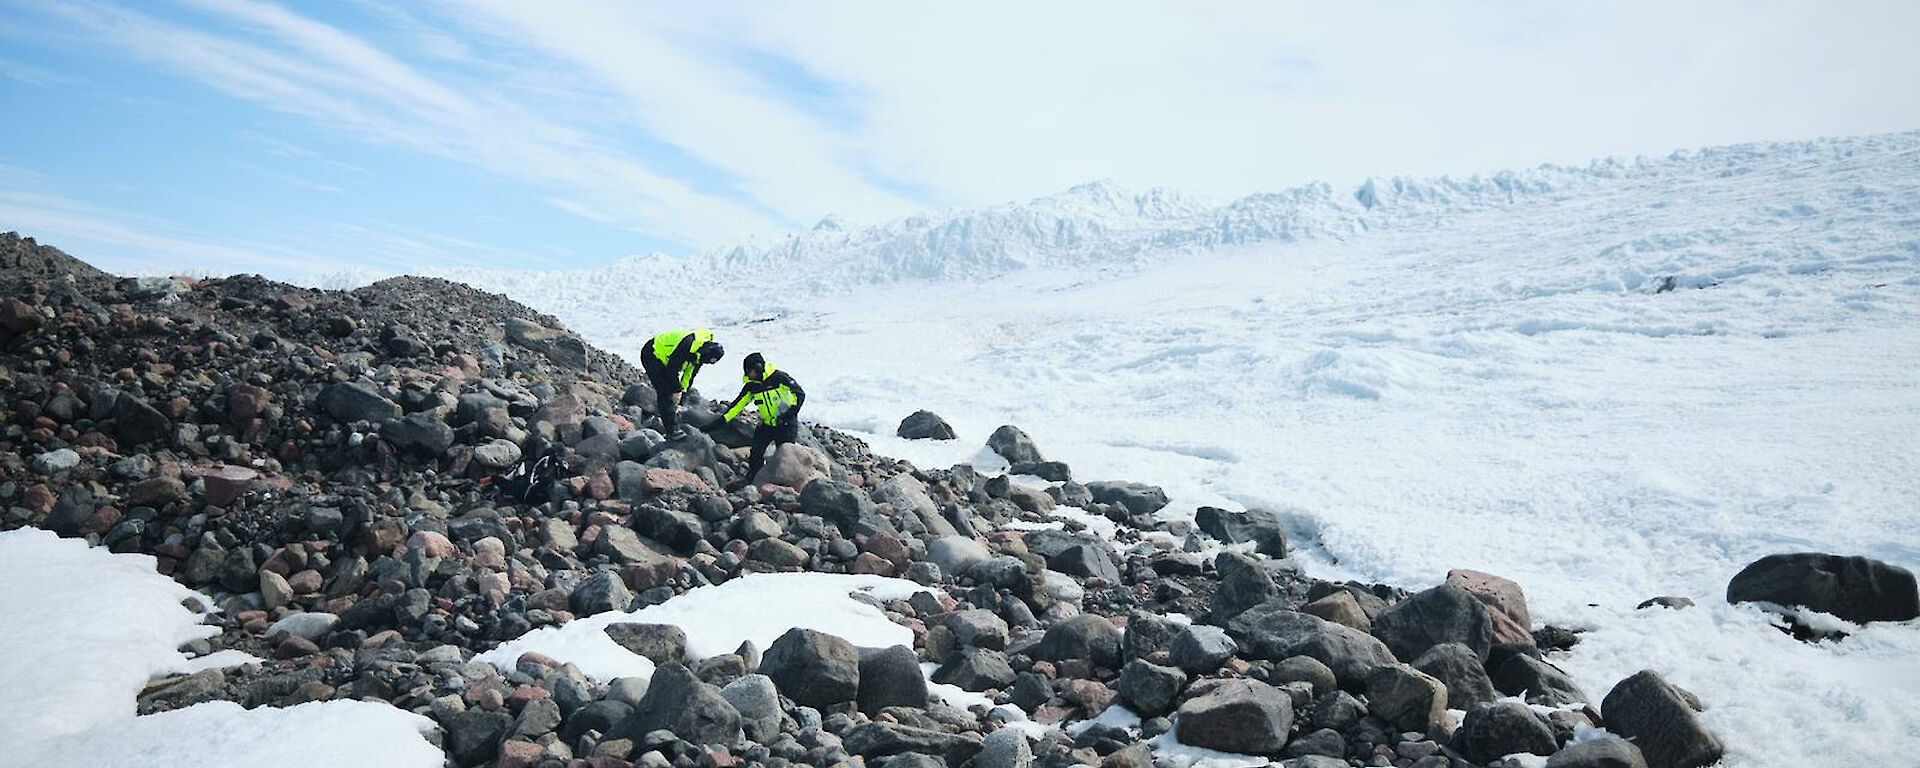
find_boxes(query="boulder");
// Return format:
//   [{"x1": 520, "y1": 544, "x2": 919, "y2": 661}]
[
  {"x1": 380, "y1": 412, "x2": 454, "y2": 458},
  {"x1": 1175, "y1": 679, "x2": 1293, "y2": 754},
  {"x1": 1116, "y1": 659, "x2": 1187, "y2": 716},
  {"x1": 1168, "y1": 624, "x2": 1237, "y2": 673},
  {"x1": 1267, "y1": 656, "x2": 1337, "y2": 699},
  {"x1": 1365, "y1": 663, "x2": 1448, "y2": 733},
  {"x1": 1491, "y1": 652, "x2": 1590, "y2": 707},
  {"x1": 1210, "y1": 552, "x2": 1279, "y2": 624},
  {"x1": 800, "y1": 479, "x2": 879, "y2": 534},
  {"x1": 987, "y1": 425, "x2": 1043, "y2": 464},
  {"x1": 559, "y1": 700, "x2": 632, "y2": 744},
  {"x1": 942, "y1": 609, "x2": 1011, "y2": 650},
  {"x1": 721, "y1": 674, "x2": 782, "y2": 742},
  {"x1": 749, "y1": 537, "x2": 809, "y2": 568},
  {"x1": 504, "y1": 317, "x2": 588, "y2": 368},
  {"x1": 1226, "y1": 602, "x2": 1396, "y2": 691},
  {"x1": 1194, "y1": 506, "x2": 1288, "y2": 558},
  {"x1": 596, "y1": 525, "x2": 669, "y2": 566},
  {"x1": 471, "y1": 439, "x2": 523, "y2": 470},
  {"x1": 1085, "y1": 480, "x2": 1169, "y2": 517},
  {"x1": 43, "y1": 486, "x2": 98, "y2": 537},
  {"x1": 201, "y1": 465, "x2": 259, "y2": 507},
  {"x1": 1034, "y1": 614, "x2": 1123, "y2": 669},
  {"x1": 1413, "y1": 643, "x2": 1499, "y2": 710},
  {"x1": 603, "y1": 623, "x2": 687, "y2": 666},
  {"x1": 842, "y1": 722, "x2": 983, "y2": 767},
  {"x1": 1123, "y1": 612, "x2": 1183, "y2": 662},
  {"x1": 1, "y1": 296, "x2": 42, "y2": 334},
  {"x1": 1370, "y1": 584, "x2": 1494, "y2": 662},
  {"x1": 266, "y1": 612, "x2": 338, "y2": 641},
  {"x1": 569, "y1": 571, "x2": 632, "y2": 616},
  {"x1": 928, "y1": 536, "x2": 992, "y2": 577},
  {"x1": 1300, "y1": 591, "x2": 1371, "y2": 633},
  {"x1": 633, "y1": 506, "x2": 705, "y2": 553},
  {"x1": 755, "y1": 443, "x2": 830, "y2": 490},
  {"x1": 1546, "y1": 737, "x2": 1649, "y2": 768},
  {"x1": 112, "y1": 395, "x2": 171, "y2": 446},
  {"x1": 1309, "y1": 690, "x2": 1367, "y2": 731},
  {"x1": 1445, "y1": 569, "x2": 1535, "y2": 647},
  {"x1": 1008, "y1": 461, "x2": 1071, "y2": 482},
  {"x1": 1450, "y1": 700, "x2": 1557, "y2": 764},
  {"x1": 858, "y1": 645, "x2": 929, "y2": 712},
  {"x1": 444, "y1": 710, "x2": 513, "y2": 766},
  {"x1": 1601, "y1": 670, "x2": 1723, "y2": 768},
  {"x1": 319, "y1": 381, "x2": 400, "y2": 424},
  {"x1": 1048, "y1": 541, "x2": 1120, "y2": 583},
  {"x1": 1726, "y1": 553, "x2": 1919, "y2": 624},
  {"x1": 761, "y1": 627, "x2": 860, "y2": 709},
  {"x1": 1282, "y1": 729, "x2": 1345, "y2": 760},
  {"x1": 897, "y1": 410, "x2": 957, "y2": 440},
  {"x1": 976, "y1": 728, "x2": 1033, "y2": 768},
  {"x1": 932, "y1": 647, "x2": 1016, "y2": 691},
  {"x1": 29, "y1": 448, "x2": 80, "y2": 475},
  {"x1": 614, "y1": 663, "x2": 741, "y2": 746}
]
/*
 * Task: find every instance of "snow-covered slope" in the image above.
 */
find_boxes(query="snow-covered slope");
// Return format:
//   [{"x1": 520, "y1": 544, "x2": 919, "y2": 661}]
[
  {"x1": 445, "y1": 130, "x2": 1920, "y2": 768},
  {"x1": 422, "y1": 133, "x2": 1915, "y2": 341}
]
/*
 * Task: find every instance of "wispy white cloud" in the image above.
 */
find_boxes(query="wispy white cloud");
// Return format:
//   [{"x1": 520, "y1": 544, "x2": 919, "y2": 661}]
[
  {"x1": 0, "y1": 182, "x2": 533, "y2": 281},
  {"x1": 34, "y1": 0, "x2": 790, "y2": 247},
  {"x1": 9, "y1": 0, "x2": 1919, "y2": 275},
  {"x1": 235, "y1": 130, "x2": 373, "y2": 177},
  {"x1": 230, "y1": 161, "x2": 346, "y2": 194},
  {"x1": 430, "y1": 0, "x2": 925, "y2": 225},
  {"x1": 0, "y1": 187, "x2": 362, "y2": 277},
  {"x1": 0, "y1": 57, "x2": 87, "y2": 88}
]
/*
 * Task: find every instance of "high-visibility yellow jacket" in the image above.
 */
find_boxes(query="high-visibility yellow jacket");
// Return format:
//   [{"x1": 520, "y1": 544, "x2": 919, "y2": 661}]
[
  {"x1": 645, "y1": 329, "x2": 715, "y2": 391},
  {"x1": 724, "y1": 364, "x2": 805, "y2": 426}
]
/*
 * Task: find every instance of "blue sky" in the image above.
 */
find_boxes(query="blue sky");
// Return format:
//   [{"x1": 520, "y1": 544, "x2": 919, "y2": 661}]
[{"x1": 2, "y1": 1, "x2": 1917, "y2": 283}]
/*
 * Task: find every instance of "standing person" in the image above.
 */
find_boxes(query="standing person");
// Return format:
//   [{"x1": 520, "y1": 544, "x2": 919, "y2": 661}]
[
  {"x1": 640, "y1": 328, "x2": 724, "y2": 436},
  {"x1": 708, "y1": 352, "x2": 805, "y2": 485}
]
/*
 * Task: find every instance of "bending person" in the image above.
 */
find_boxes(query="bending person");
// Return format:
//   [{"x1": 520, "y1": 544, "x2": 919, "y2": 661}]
[{"x1": 639, "y1": 328, "x2": 724, "y2": 436}]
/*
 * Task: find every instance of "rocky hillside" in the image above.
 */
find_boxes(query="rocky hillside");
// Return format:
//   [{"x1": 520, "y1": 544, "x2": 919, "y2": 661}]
[{"x1": 0, "y1": 230, "x2": 1790, "y2": 768}]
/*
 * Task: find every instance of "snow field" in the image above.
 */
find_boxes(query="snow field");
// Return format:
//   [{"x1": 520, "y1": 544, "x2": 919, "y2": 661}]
[
  {"x1": 0, "y1": 528, "x2": 441, "y2": 768},
  {"x1": 6, "y1": 700, "x2": 442, "y2": 768},
  {"x1": 559, "y1": 134, "x2": 1920, "y2": 767},
  {"x1": 0, "y1": 528, "x2": 226, "y2": 745}
]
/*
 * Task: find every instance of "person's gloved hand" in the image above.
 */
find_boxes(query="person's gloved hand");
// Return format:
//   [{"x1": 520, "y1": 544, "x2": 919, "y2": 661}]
[{"x1": 700, "y1": 418, "x2": 726, "y2": 433}]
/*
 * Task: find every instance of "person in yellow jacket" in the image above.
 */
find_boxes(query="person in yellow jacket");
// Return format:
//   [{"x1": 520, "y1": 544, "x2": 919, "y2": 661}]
[
  {"x1": 640, "y1": 329, "x2": 724, "y2": 435},
  {"x1": 706, "y1": 352, "x2": 806, "y2": 483}
]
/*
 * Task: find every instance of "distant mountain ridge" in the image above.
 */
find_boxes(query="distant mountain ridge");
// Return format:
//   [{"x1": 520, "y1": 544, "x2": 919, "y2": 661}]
[{"x1": 395, "y1": 130, "x2": 1919, "y2": 333}]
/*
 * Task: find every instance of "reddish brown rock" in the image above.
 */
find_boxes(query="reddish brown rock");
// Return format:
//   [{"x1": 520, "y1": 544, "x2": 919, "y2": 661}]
[
  {"x1": 852, "y1": 552, "x2": 895, "y2": 576},
  {"x1": 22, "y1": 484, "x2": 55, "y2": 516},
  {"x1": 641, "y1": 467, "x2": 710, "y2": 495},
  {"x1": 860, "y1": 531, "x2": 911, "y2": 572},
  {"x1": 587, "y1": 468, "x2": 615, "y2": 500},
  {"x1": 407, "y1": 530, "x2": 457, "y2": 558},
  {"x1": 1, "y1": 298, "x2": 41, "y2": 335},
  {"x1": 128, "y1": 476, "x2": 188, "y2": 507},
  {"x1": 288, "y1": 569, "x2": 324, "y2": 594},
  {"x1": 1060, "y1": 679, "x2": 1117, "y2": 714},
  {"x1": 497, "y1": 740, "x2": 542, "y2": 768},
  {"x1": 275, "y1": 636, "x2": 320, "y2": 659},
  {"x1": 200, "y1": 465, "x2": 259, "y2": 507},
  {"x1": 228, "y1": 383, "x2": 270, "y2": 426},
  {"x1": 1446, "y1": 569, "x2": 1535, "y2": 647}
]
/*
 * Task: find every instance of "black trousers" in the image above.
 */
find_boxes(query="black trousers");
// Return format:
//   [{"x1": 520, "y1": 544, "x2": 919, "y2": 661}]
[
  {"x1": 639, "y1": 351, "x2": 680, "y2": 431},
  {"x1": 746, "y1": 420, "x2": 801, "y2": 480}
]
